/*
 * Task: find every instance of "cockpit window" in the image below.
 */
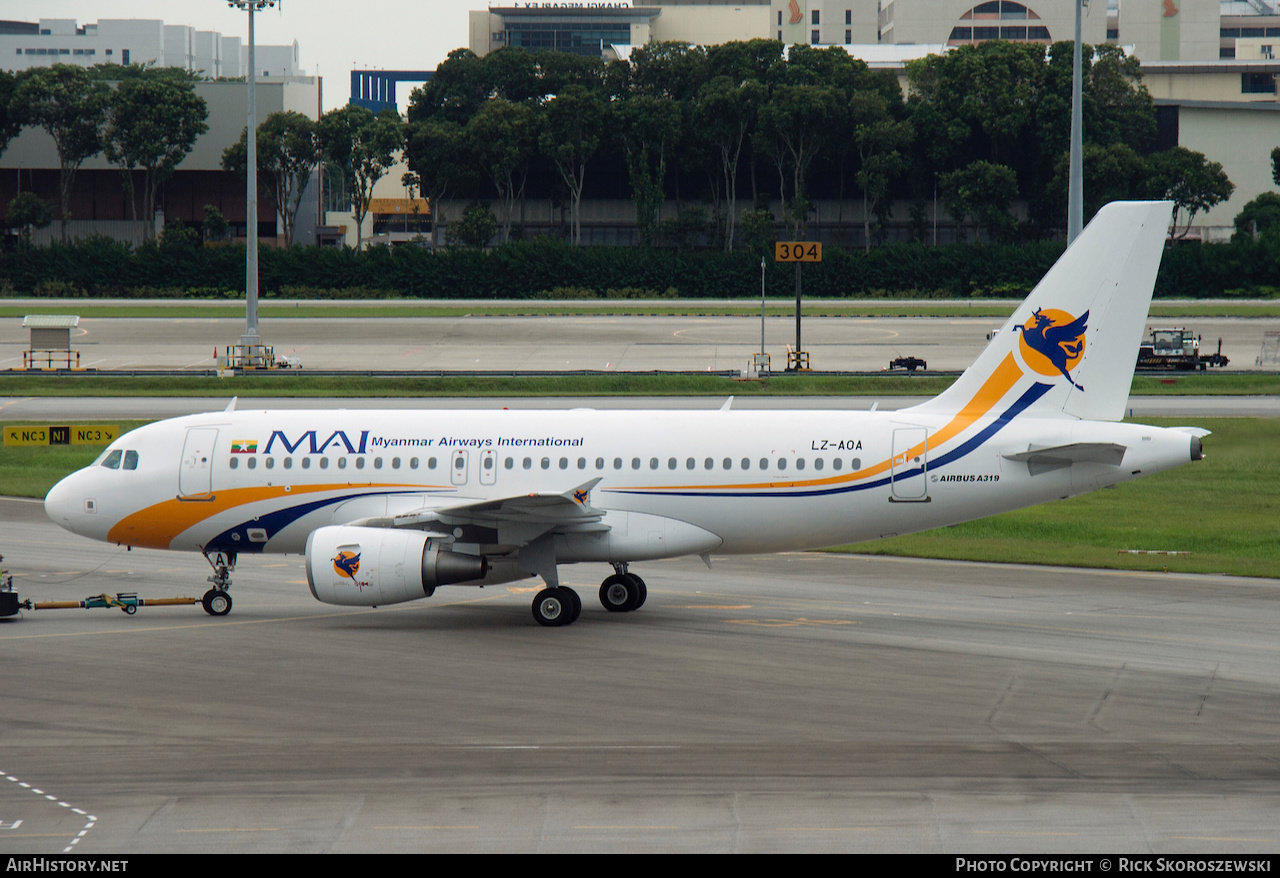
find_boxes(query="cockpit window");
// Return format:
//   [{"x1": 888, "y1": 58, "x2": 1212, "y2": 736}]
[
  {"x1": 122, "y1": 450, "x2": 139, "y2": 470},
  {"x1": 101, "y1": 450, "x2": 123, "y2": 470}
]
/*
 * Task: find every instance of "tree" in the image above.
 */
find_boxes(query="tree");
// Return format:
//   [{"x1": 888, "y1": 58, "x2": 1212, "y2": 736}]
[
  {"x1": 941, "y1": 161, "x2": 1020, "y2": 243},
  {"x1": 481, "y1": 46, "x2": 541, "y2": 103},
  {"x1": 320, "y1": 104, "x2": 403, "y2": 248},
  {"x1": 737, "y1": 207, "x2": 776, "y2": 257},
  {"x1": 851, "y1": 92, "x2": 913, "y2": 250},
  {"x1": 1271, "y1": 145, "x2": 1280, "y2": 187},
  {"x1": 404, "y1": 117, "x2": 474, "y2": 249},
  {"x1": 697, "y1": 76, "x2": 766, "y2": 250},
  {"x1": 533, "y1": 49, "x2": 607, "y2": 94},
  {"x1": 1232, "y1": 191, "x2": 1280, "y2": 242},
  {"x1": 1143, "y1": 146, "x2": 1234, "y2": 238},
  {"x1": 0, "y1": 71, "x2": 21, "y2": 159},
  {"x1": 539, "y1": 86, "x2": 605, "y2": 246},
  {"x1": 408, "y1": 48, "x2": 489, "y2": 125},
  {"x1": 628, "y1": 42, "x2": 707, "y2": 101},
  {"x1": 222, "y1": 110, "x2": 320, "y2": 246},
  {"x1": 6, "y1": 192, "x2": 54, "y2": 243},
  {"x1": 12, "y1": 64, "x2": 109, "y2": 241},
  {"x1": 203, "y1": 204, "x2": 229, "y2": 243},
  {"x1": 615, "y1": 94, "x2": 681, "y2": 248},
  {"x1": 755, "y1": 84, "x2": 842, "y2": 238},
  {"x1": 1045, "y1": 142, "x2": 1147, "y2": 224},
  {"x1": 466, "y1": 99, "x2": 538, "y2": 244},
  {"x1": 101, "y1": 66, "x2": 208, "y2": 239},
  {"x1": 446, "y1": 201, "x2": 496, "y2": 249},
  {"x1": 906, "y1": 42, "x2": 1045, "y2": 174}
]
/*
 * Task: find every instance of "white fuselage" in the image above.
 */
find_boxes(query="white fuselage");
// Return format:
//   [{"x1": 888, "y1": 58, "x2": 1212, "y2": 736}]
[{"x1": 44, "y1": 406, "x2": 1197, "y2": 567}]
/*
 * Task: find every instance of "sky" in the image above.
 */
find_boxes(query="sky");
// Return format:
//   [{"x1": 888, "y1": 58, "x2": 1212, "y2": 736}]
[{"x1": 12, "y1": 0, "x2": 475, "y2": 111}]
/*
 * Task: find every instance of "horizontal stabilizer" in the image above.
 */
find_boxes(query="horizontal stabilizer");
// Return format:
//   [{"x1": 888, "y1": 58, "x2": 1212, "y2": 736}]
[{"x1": 1004, "y1": 442, "x2": 1127, "y2": 476}]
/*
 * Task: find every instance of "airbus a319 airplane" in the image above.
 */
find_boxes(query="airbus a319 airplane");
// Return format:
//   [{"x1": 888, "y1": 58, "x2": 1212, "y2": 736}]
[{"x1": 44, "y1": 201, "x2": 1207, "y2": 626}]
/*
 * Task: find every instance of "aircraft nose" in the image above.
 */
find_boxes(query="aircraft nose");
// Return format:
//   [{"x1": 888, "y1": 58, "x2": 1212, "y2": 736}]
[{"x1": 45, "y1": 470, "x2": 92, "y2": 533}]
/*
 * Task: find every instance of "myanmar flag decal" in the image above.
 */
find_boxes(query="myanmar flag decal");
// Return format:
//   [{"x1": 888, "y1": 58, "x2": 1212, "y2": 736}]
[{"x1": 231, "y1": 440, "x2": 258, "y2": 453}]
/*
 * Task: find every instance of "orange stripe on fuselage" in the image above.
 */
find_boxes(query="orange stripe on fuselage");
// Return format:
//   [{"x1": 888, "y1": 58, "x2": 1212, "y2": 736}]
[
  {"x1": 106, "y1": 482, "x2": 443, "y2": 549},
  {"x1": 611, "y1": 353, "x2": 1025, "y2": 493}
]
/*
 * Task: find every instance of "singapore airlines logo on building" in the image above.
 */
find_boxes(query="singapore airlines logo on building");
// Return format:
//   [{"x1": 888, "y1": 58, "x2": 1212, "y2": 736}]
[{"x1": 1015, "y1": 308, "x2": 1089, "y2": 391}]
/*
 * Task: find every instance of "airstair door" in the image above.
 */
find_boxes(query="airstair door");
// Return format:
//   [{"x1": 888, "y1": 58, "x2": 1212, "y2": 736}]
[{"x1": 890, "y1": 427, "x2": 929, "y2": 502}]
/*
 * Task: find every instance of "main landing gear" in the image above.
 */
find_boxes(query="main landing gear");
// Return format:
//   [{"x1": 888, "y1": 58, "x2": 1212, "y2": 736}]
[
  {"x1": 531, "y1": 586, "x2": 582, "y2": 627},
  {"x1": 529, "y1": 563, "x2": 646, "y2": 627},
  {"x1": 599, "y1": 568, "x2": 646, "y2": 613},
  {"x1": 201, "y1": 551, "x2": 235, "y2": 617}
]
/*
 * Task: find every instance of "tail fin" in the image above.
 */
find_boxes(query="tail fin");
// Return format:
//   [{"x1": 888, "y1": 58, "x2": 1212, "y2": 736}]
[{"x1": 907, "y1": 200, "x2": 1172, "y2": 423}]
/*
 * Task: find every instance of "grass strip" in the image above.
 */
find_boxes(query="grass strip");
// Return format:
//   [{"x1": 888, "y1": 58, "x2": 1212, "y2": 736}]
[
  {"x1": 2, "y1": 302, "x2": 1277, "y2": 320},
  {"x1": 1, "y1": 371, "x2": 1277, "y2": 398},
  {"x1": 827, "y1": 417, "x2": 1276, "y2": 578},
  {"x1": 1, "y1": 418, "x2": 1270, "y2": 579}
]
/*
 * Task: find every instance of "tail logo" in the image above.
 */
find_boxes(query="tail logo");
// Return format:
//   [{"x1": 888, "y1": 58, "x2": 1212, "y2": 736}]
[
  {"x1": 333, "y1": 550, "x2": 361, "y2": 580},
  {"x1": 1016, "y1": 308, "x2": 1089, "y2": 391}
]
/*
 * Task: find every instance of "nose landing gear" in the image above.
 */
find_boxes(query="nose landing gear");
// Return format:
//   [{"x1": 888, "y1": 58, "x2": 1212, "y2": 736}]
[{"x1": 202, "y1": 550, "x2": 236, "y2": 617}]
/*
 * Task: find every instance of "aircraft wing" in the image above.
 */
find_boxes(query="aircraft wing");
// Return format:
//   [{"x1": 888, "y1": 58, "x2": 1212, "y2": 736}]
[{"x1": 351, "y1": 478, "x2": 607, "y2": 547}]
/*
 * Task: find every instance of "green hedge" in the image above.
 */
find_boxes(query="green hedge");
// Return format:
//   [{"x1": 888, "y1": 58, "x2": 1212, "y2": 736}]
[{"x1": 2, "y1": 236, "x2": 1277, "y2": 300}]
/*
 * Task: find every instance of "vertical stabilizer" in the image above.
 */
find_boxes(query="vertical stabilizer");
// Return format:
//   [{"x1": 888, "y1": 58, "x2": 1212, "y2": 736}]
[{"x1": 907, "y1": 201, "x2": 1172, "y2": 423}]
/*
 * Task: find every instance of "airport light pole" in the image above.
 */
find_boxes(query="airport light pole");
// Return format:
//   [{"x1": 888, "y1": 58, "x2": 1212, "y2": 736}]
[
  {"x1": 760, "y1": 256, "x2": 766, "y2": 358},
  {"x1": 229, "y1": 0, "x2": 276, "y2": 359},
  {"x1": 1067, "y1": 0, "x2": 1086, "y2": 245}
]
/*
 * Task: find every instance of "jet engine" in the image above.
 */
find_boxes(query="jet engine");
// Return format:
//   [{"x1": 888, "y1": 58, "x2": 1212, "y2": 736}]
[{"x1": 306, "y1": 525, "x2": 488, "y2": 606}]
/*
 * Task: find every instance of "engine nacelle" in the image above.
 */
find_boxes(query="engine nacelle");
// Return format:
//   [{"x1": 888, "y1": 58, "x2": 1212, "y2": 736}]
[{"x1": 306, "y1": 525, "x2": 488, "y2": 606}]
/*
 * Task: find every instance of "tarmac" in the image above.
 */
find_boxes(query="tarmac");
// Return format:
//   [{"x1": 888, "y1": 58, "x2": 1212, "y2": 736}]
[{"x1": 2, "y1": 497, "x2": 1278, "y2": 853}]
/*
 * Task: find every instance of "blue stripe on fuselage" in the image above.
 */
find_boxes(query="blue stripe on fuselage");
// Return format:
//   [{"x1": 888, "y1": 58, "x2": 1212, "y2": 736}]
[{"x1": 607, "y1": 382, "x2": 1054, "y2": 500}]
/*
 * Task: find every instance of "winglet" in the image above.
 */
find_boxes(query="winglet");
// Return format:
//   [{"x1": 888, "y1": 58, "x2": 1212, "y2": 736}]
[
  {"x1": 564, "y1": 477, "x2": 603, "y2": 507},
  {"x1": 720, "y1": 396, "x2": 734, "y2": 412},
  {"x1": 224, "y1": 396, "x2": 238, "y2": 412}
]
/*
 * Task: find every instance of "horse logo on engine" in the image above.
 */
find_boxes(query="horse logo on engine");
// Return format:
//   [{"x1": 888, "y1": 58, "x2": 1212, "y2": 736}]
[
  {"x1": 333, "y1": 550, "x2": 361, "y2": 580},
  {"x1": 1015, "y1": 308, "x2": 1089, "y2": 391}
]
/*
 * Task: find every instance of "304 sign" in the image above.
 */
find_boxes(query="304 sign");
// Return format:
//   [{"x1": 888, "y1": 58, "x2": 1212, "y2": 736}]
[{"x1": 775, "y1": 241, "x2": 822, "y2": 262}]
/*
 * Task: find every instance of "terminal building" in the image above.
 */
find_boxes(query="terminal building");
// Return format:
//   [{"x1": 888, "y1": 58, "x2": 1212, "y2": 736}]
[
  {"x1": 0, "y1": 17, "x2": 321, "y2": 247},
  {"x1": 0, "y1": 17, "x2": 305, "y2": 79},
  {"x1": 460, "y1": 1, "x2": 1279, "y2": 240},
  {"x1": 469, "y1": 0, "x2": 1280, "y2": 62}
]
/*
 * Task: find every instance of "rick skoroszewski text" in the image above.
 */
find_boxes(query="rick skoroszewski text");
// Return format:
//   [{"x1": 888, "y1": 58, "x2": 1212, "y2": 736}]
[{"x1": 956, "y1": 861, "x2": 1272, "y2": 873}]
